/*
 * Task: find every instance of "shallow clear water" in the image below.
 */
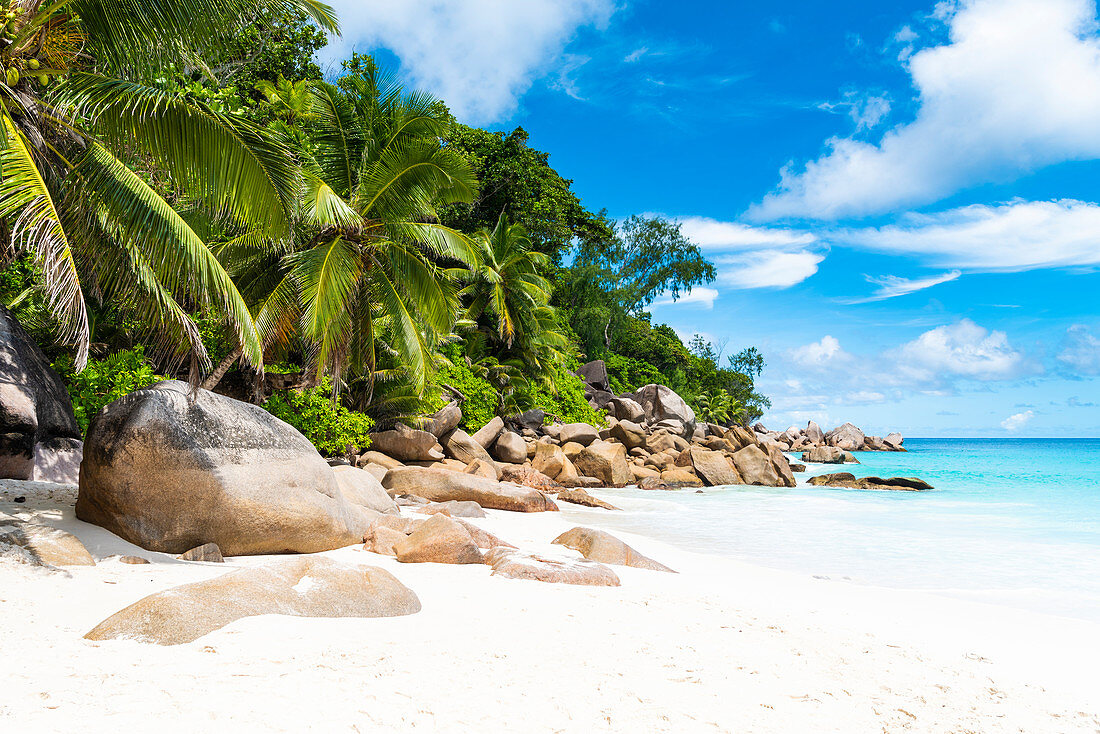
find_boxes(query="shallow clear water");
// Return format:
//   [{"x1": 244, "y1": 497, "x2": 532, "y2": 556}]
[{"x1": 588, "y1": 439, "x2": 1100, "y2": 622}]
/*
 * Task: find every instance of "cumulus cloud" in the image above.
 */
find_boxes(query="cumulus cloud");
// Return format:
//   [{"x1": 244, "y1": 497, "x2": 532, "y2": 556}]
[
  {"x1": 1001, "y1": 410, "x2": 1034, "y2": 431},
  {"x1": 790, "y1": 335, "x2": 851, "y2": 369},
  {"x1": 842, "y1": 270, "x2": 962, "y2": 303},
  {"x1": 716, "y1": 250, "x2": 824, "y2": 289},
  {"x1": 751, "y1": 0, "x2": 1100, "y2": 220},
  {"x1": 1057, "y1": 324, "x2": 1100, "y2": 374},
  {"x1": 892, "y1": 319, "x2": 1033, "y2": 383},
  {"x1": 322, "y1": 0, "x2": 615, "y2": 123},
  {"x1": 839, "y1": 200, "x2": 1100, "y2": 271},
  {"x1": 652, "y1": 287, "x2": 720, "y2": 309}
]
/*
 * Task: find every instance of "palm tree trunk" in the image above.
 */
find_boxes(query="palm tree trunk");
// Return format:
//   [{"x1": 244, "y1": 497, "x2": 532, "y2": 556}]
[{"x1": 200, "y1": 345, "x2": 243, "y2": 391}]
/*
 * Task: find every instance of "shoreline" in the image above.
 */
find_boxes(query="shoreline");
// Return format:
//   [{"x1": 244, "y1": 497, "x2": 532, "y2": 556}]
[{"x1": 3, "y1": 479, "x2": 1099, "y2": 732}]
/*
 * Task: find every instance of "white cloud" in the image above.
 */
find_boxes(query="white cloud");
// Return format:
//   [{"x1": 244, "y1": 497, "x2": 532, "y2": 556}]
[
  {"x1": 845, "y1": 390, "x2": 887, "y2": 404},
  {"x1": 624, "y1": 46, "x2": 648, "y2": 63},
  {"x1": 322, "y1": 0, "x2": 615, "y2": 123},
  {"x1": 843, "y1": 270, "x2": 962, "y2": 303},
  {"x1": 1057, "y1": 324, "x2": 1100, "y2": 374},
  {"x1": 716, "y1": 251, "x2": 823, "y2": 289},
  {"x1": 819, "y1": 92, "x2": 892, "y2": 132},
  {"x1": 751, "y1": 0, "x2": 1100, "y2": 220},
  {"x1": 839, "y1": 200, "x2": 1100, "y2": 271},
  {"x1": 892, "y1": 319, "x2": 1032, "y2": 383},
  {"x1": 1001, "y1": 410, "x2": 1034, "y2": 431},
  {"x1": 676, "y1": 216, "x2": 816, "y2": 250},
  {"x1": 790, "y1": 335, "x2": 850, "y2": 369},
  {"x1": 652, "y1": 286, "x2": 720, "y2": 309}
]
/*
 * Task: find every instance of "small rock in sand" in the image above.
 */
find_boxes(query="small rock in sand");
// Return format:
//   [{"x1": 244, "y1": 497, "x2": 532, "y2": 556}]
[
  {"x1": 484, "y1": 547, "x2": 620, "y2": 586},
  {"x1": 177, "y1": 543, "x2": 224, "y2": 563}
]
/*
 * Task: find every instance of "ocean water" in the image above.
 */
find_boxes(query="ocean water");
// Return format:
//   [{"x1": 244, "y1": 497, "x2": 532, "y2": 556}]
[{"x1": 588, "y1": 439, "x2": 1100, "y2": 622}]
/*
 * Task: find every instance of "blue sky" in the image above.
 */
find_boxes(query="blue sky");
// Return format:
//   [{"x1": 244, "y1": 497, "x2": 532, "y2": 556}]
[{"x1": 323, "y1": 0, "x2": 1100, "y2": 437}]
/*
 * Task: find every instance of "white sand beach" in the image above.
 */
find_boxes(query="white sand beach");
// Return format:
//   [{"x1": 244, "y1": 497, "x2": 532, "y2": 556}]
[{"x1": 2, "y1": 479, "x2": 1098, "y2": 733}]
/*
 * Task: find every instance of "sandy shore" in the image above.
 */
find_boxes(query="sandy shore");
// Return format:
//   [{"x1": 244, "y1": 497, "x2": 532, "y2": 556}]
[{"x1": 2, "y1": 479, "x2": 1098, "y2": 733}]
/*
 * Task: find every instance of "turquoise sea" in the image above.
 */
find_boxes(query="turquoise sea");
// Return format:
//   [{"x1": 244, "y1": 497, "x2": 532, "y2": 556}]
[{"x1": 590, "y1": 439, "x2": 1100, "y2": 622}]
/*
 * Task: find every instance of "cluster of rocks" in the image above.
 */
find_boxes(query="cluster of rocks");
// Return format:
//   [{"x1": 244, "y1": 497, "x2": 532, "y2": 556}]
[
  {"x1": 355, "y1": 379, "x2": 796, "y2": 494},
  {"x1": 753, "y1": 419, "x2": 905, "y2": 454}
]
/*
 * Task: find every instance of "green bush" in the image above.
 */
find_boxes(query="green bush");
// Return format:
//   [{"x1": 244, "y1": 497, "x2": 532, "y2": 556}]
[
  {"x1": 603, "y1": 352, "x2": 666, "y2": 394},
  {"x1": 519, "y1": 362, "x2": 606, "y2": 426},
  {"x1": 54, "y1": 347, "x2": 166, "y2": 436},
  {"x1": 433, "y1": 357, "x2": 498, "y2": 432},
  {"x1": 263, "y1": 378, "x2": 374, "y2": 456}
]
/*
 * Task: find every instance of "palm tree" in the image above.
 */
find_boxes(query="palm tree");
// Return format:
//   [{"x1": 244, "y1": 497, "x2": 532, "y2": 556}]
[
  {"x1": 459, "y1": 212, "x2": 569, "y2": 379},
  {"x1": 0, "y1": 0, "x2": 338, "y2": 378},
  {"x1": 251, "y1": 57, "x2": 479, "y2": 396}
]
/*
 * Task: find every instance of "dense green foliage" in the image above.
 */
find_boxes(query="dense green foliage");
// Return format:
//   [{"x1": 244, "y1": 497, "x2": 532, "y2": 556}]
[
  {"x1": 263, "y1": 378, "x2": 374, "y2": 456},
  {"x1": 53, "y1": 348, "x2": 165, "y2": 436},
  {"x1": 0, "y1": 6, "x2": 771, "y2": 453}
]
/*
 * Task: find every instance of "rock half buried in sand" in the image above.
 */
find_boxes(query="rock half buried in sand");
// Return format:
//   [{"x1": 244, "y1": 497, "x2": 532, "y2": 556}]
[
  {"x1": 84, "y1": 556, "x2": 421, "y2": 646},
  {"x1": 76, "y1": 381, "x2": 369, "y2": 556},
  {"x1": 416, "y1": 500, "x2": 487, "y2": 518},
  {"x1": 554, "y1": 488, "x2": 620, "y2": 510},
  {"x1": 393, "y1": 514, "x2": 484, "y2": 564},
  {"x1": 485, "y1": 547, "x2": 620, "y2": 586},
  {"x1": 0, "y1": 520, "x2": 95, "y2": 566},
  {"x1": 177, "y1": 543, "x2": 224, "y2": 563},
  {"x1": 552, "y1": 527, "x2": 674, "y2": 573},
  {"x1": 383, "y1": 467, "x2": 558, "y2": 512}
]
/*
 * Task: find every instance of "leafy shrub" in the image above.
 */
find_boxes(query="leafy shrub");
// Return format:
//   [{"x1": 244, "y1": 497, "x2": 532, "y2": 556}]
[
  {"x1": 433, "y1": 357, "x2": 498, "y2": 432},
  {"x1": 519, "y1": 362, "x2": 606, "y2": 426},
  {"x1": 263, "y1": 378, "x2": 374, "y2": 456},
  {"x1": 603, "y1": 352, "x2": 666, "y2": 394},
  {"x1": 53, "y1": 347, "x2": 166, "y2": 436}
]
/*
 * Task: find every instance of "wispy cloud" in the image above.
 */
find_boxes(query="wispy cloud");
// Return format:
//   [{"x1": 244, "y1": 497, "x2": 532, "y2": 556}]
[
  {"x1": 841, "y1": 270, "x2": 961, "y2": 304},
  {"x1": 652, "y1": 287, "x2": 720, "y2": 309}
]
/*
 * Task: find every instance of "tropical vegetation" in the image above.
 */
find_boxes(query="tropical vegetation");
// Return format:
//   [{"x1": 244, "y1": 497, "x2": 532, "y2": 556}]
[{"x1": 0, "y1": 3, "x2": 770, "y2": 456}]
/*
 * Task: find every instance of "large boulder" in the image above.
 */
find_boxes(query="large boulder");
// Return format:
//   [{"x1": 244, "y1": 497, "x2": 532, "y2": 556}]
[
  {"x1": 0, "y1": 307, "x2": 81, "y2": 480},
  {"x1": 485, "y1": 547, "x2": 620, "y2": 586},
  {"x1": 646, "y1": 430, "x2": 687, "y2": 454},
  {"x1": 558, "y1": 422, "x2": 599, "y2": 446},
  {"x1": 729, "y1": 445, "x2": 781, "y2": 486},
  {"x1": 471, "y1": 416, "x2": 504, "y2": 449},
  {"x1": 332, "y1": 466, "x2": 400, "y2": 515},
  {"x1": 575, "y1": 360, "x2": 610, "y2": 392},
  {"x1": 761, "y1": 442, "x2": 797, "y2": 487},
  {"x1": 629, "y1": 384, "x2": 695, "y2": 432},
  {"x1": 585, "y1": 388, "x2": 615, "y2": 410},
  {"x1": 382, "y1": 467, "x2": 558, "y2": 512},
  {"x1": 884, "y1": 432, "x2": 905, "y2": 450},
  {"x1": 552, "y1": 527, "x2": 674, "y2": 572},
  {"x1": 610, "y1": 396, "x2": 646, "y2": 423},
  {"x1": 688, "y1": 447, "x2": 741, "y2": 487},
  {"x1": 801, "y1": 446, "x2": 847, "y2": 464},
  {"x1": 491, "y1": 431, "x2": 527, "y2": 463},
  {"x1": 369, "y1": 423, "x2": 444, "y2": 462},
  {"x1": 394, "y1": 514, "x2": 484, "y2": 564},
  {"x1": 827, "y1": 422, "x2": 865, "y2": 452},
  {"x1": 805, "y1": 421, "x2": 825, "y2": 444},
  {"x1": 497, "y1": 464, "x2": 562, "y2": 492},
  {"x1": 573, "y1": 441, "x2": 632, "y2": 487},
  {"x1": 508, "y1": 409, "x2": 546, "y2": 432},
  {"x1": 76, "y1": 381, "x2": 370, "y2": 556},
  {"x1": 440, "y1": 428, "x2": 493, "y2": 466},
  {"x1": 84, "y1": 556, "x2": 420, "y2": 646},
  {"x1": 423, "y1": 402, "x2": 462, "y2": 437},
  {"x1": 609, "y1": 420, "x2": 646, "y2": 450},
  {"x1": 532, "y1": 442, "x2": 567, "y2": 480}
]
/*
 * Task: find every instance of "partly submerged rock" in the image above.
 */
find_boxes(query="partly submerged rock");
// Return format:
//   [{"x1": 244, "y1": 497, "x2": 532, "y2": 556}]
[
  {"x1": 383, "y1": 467, "x2": 558, "y2": 512},
  {"x1": 801, "y1": 446, "x2": 847, "y2": 464},
  {"x1": 808, "y1": 473, "x2": 933, "y2": 491},
  {"x1": 84, "y1": 556, "x2": 421, "y2": 645},
  {"x1": 77, "y1": 381, "x2": 369, "y2": 556},
  {"x1": 555, "y1": 488, "x2": 620, "y2": 510},
  {"x1": 484, "y1": 547, "x2": 620, "y2": 586},
  {"x1": 552, "y1": 527, "x2": 674, "y2": 573}
]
